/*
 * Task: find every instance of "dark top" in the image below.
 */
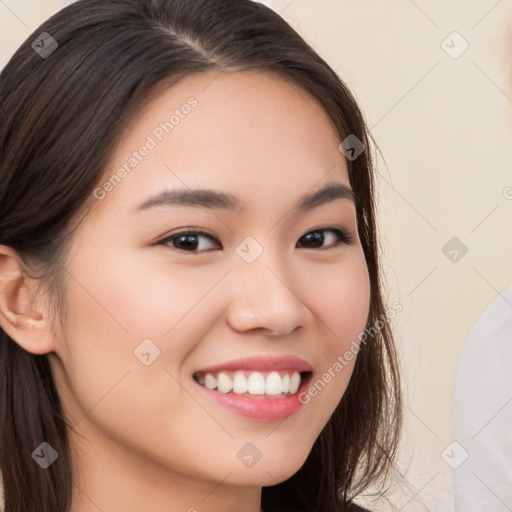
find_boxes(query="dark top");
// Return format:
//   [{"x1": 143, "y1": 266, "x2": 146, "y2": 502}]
[
  {"x1": 261, "y1": 504, "x2": 371, "y2": 512},
  {"x1": 350, "y1": 504, "x2": 371, "y2": 512}
]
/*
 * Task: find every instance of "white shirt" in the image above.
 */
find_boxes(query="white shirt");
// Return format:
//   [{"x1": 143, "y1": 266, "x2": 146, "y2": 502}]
[{"x1": 452, "y1": 284, "x2": 512, "y2": 511}]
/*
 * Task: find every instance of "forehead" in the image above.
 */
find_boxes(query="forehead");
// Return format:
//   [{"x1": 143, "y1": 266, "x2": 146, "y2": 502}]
[{"x1": 91, "y1": 70, "x2": 351, "y2": 217}]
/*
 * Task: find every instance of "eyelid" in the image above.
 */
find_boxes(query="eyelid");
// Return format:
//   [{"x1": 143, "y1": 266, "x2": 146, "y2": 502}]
[
  {"x1": 308, "y1": 224, "x2": 354, "y2": 239},
  {"x1": 163, "y1": 227, "x2": 217, "y2": 239},
  {"x1": 158, "y1": 227, "x2": 221, "y2": 248}
]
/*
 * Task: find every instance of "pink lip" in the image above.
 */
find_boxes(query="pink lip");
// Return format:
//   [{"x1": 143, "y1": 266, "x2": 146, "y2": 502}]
[
  {"x1": 194, "y1": 371, "x2": 313, "y2": 421},
  {"x1": 194, "y1": 355, "x2": 313, "y2": 374}
]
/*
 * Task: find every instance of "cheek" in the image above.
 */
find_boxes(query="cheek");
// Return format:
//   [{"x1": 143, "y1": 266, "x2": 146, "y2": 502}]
[
  {"x1": 57, "y1": 247, "x2": 229, "y2": 417},
  {"x1": 54, "y1": 254, "x2": 203, "y2": 444},
  {"x1": 294, "y1": 251, "x2": 370, "y2": 434},
  {"x1": 69, "y1": 243, "x2": 223, "y2": 339},
  {"x1": 313, "y1": 251, "x2": 371, "y2": 349},
  {"x1": 307, "y1": 250, "x2": 370, "y2": 391}
]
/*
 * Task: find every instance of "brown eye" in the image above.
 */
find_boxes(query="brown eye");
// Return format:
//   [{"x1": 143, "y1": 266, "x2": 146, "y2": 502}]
[
  {"x1": 159, "y1": 230, "x2": 221, "y2": 253},
  {"x1": 297, "y1": 228, "x2": 354, "y2": 250}
]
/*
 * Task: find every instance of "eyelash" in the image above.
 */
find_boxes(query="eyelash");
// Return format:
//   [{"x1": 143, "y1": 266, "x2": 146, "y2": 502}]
[{"x1": 157, "y1": 226, "x2": 355, "y2": 253}]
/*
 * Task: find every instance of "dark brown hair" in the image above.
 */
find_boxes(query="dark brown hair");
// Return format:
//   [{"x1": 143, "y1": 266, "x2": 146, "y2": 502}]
[{"x1": 0, "y1": 1, "x2": 402, "y2": 511}]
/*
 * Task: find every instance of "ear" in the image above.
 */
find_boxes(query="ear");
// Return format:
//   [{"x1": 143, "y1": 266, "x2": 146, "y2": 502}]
[{"x1": 0, "y1": 244, "x2": 56, "y2": 355}]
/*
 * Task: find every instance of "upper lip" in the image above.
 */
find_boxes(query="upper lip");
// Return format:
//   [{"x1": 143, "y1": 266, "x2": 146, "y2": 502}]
[{"x1": 194, "y1": 355, "x2": 313, "y2": 374}]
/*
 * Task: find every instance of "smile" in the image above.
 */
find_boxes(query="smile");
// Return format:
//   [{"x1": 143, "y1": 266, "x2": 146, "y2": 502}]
[{"x1": 193, "y1": 369, "x2": 311, "y2": 398}]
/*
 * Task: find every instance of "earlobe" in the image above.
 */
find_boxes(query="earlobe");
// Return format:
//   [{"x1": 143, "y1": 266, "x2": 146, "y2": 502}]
[{"x1": 0, "y1": 245, "x2": 55, "y2": 355}]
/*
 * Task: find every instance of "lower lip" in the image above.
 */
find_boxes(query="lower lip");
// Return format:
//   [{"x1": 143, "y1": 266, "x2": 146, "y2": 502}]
[{"x1": 194, "y1": 373, "x2": 313, "y2": 421}]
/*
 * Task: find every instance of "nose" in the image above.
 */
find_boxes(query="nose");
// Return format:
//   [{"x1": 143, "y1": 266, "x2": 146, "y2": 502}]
[{"x1": 225, "y1": 246, "x2": 310, "y2": 336}]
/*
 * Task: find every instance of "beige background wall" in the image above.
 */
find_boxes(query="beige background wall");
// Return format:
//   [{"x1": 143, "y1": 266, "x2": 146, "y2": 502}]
[{"x1": 2, "y1": 1, "x2": 512, "y2": 511}]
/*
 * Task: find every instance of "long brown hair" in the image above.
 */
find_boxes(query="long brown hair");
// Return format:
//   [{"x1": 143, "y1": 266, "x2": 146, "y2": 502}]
[{"x1": 0, "y1": 1, "x2": 402, "y2": 511}]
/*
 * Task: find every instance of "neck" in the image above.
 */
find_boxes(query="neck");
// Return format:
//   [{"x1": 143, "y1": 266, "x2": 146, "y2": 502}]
[{"x1": 67, "y1": 421, "x2": 263, "y2": 512}]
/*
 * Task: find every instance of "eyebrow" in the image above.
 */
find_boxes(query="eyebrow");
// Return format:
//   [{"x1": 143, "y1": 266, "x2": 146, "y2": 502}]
[{"x1": 135, "y1": 181, "x2": 355, "y2": 213}]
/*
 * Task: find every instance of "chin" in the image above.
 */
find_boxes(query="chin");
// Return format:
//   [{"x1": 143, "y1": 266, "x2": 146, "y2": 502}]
[{"x1": 229, "y1": 450, "x2": 310, "y2": 487}]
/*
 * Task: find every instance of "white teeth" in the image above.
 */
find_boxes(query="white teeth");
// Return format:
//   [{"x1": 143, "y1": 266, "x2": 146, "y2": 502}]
[
  {"x1": 265, "y1": 371, "x2": 282, "y2": 395},
  {"x1": 232, "y1": 373, "x2": 248, "y2": 394},
  {"x1": 196, "y1": 370, "x2": 304, "y2": 397},
  {"x1": 289, "y1": 371, "x2": 301, "y2": 394},
  {"x1": 247, "y1": 372, "x2": 266, "y2": 394},
  {"x1": 217, "y1": 372, "x2": 233, "y2": 393},
  {"x1": 204, "y1": 373, "x2": 216, "y2": 390},
  {"x1": 281, "y1": 374, "x2": 290, "y2": 393}
]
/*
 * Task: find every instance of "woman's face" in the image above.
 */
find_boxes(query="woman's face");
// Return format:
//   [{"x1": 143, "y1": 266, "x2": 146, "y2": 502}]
[{"x1": 49, "y1": 70, "x2": 371, "y2": 503}]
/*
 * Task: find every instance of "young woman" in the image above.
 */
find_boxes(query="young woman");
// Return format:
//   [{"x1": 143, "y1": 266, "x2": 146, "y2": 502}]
[{"x1": 0, "y1": 1, "x2": 402, "y2": 511}]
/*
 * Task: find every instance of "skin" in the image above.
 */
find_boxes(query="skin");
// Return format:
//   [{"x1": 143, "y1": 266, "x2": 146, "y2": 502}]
[{"x1": 0, "y1": 70, "x2": 371, "y2": 512}]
